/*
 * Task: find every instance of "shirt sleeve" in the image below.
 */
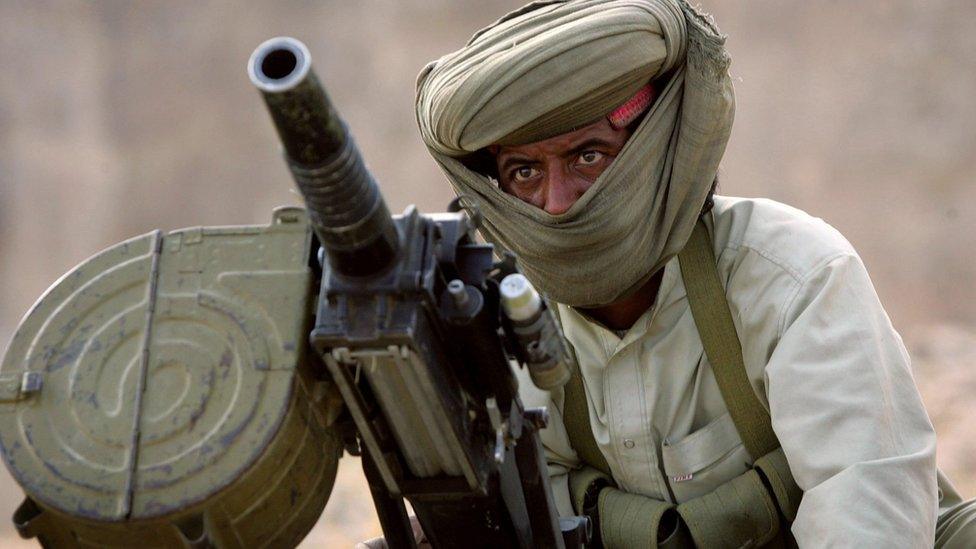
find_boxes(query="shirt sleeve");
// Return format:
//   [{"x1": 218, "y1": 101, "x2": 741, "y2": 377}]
[{"x1": 764, "y1": 252, "x2": 938, "y2": 546}]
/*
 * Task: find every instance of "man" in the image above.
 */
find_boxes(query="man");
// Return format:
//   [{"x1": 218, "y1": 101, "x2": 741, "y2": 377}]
[{"x1": 414, "y1": 0, "x2": 975, "y2": 546}]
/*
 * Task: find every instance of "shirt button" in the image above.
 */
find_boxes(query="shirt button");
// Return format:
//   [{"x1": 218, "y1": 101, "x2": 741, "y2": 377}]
[{"x1": 623, "y1": 439, "x2": 635, "y2": 449}]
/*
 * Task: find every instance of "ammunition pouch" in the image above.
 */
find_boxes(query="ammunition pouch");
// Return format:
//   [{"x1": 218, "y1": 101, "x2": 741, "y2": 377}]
[
  {"x1": 597, "y1": 488, "x2": 692, "y2": 548},
  {"x1": 753, "y1": 447, "x2": 803, "y2": 523},
  {"x1": 570, "y1": 447, "x2": 801, "y2": 548},
  {"x1": 569, "y1": 466, "x2": 613, "y2": 519},
  {"x1": 676, "y1": 467, "x2": 779, "y2": 548}
]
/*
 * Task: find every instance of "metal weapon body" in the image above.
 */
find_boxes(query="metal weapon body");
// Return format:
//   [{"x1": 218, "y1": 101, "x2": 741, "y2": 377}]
[{"x1": 249, "y1": 37, "x2": 589, "y2": 548}]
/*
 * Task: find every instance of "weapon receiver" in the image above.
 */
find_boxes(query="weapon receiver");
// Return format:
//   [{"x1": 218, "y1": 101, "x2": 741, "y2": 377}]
[{"x1": 249, "y1": 37, "x2": 587, "y2": 548}]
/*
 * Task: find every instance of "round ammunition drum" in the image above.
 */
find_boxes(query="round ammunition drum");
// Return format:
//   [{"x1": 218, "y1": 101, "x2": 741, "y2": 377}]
[{"x1": 0, "y1": 208, "x2": 342, "y2": 547}]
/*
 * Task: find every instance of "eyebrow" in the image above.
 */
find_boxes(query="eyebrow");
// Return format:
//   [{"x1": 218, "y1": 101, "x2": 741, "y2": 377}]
[
  {"x1": 498, "y1": 154, "x2": 540, "y2": 175},
  {"x1": 497, "y1": 137, "x2": 621, "y2": 175},
  {"x1": 565, "y1": 137, "x2": 619, "y2": 158}
]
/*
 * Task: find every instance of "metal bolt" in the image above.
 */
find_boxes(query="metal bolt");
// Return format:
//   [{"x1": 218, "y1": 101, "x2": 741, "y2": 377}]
[
  {"x1": 20, "y1": 372, "x2": 43, "y2": 395},
  {"x1": 447, "y1": 279, "x2": 469, "y2": 308}
]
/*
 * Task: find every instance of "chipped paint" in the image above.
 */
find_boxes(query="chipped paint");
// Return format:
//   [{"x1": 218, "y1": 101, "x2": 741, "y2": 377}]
[
  {"x1": 0, "y1": 216, "x2": 345, "y2": 541},
  {"x1": 47, "y1": 338, "x2": 86, "y2": 373}
]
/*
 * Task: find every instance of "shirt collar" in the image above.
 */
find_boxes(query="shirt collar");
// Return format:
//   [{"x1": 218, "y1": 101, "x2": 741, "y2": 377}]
[{"x1": 558, "y1": 255, "x2": 684, "y2": 356}]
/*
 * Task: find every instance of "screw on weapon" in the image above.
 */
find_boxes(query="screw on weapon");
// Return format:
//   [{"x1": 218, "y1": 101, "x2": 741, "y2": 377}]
[{"x1": 447, "y1": 279, "x2": 470, "y2": 309}]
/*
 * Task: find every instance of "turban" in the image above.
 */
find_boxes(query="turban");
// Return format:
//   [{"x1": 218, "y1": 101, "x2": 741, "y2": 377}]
[{"x1": 416, "y1": 0, "x2": 734, "y2": 307}]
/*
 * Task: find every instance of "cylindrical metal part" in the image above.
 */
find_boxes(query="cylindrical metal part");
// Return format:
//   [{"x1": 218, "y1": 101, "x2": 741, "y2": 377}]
[
  {"x1": 248, "y1": 37, "x2": 399, "y2": 277},
  {"x1": 500, "y1": 273, "x2": 542, "y2": 322},
  {"x1": 447, "y1": 279, "x2": 470, "y2": 308},
  {"x1": 500, "y1": 274, "x2": 574, "y2": 390}
]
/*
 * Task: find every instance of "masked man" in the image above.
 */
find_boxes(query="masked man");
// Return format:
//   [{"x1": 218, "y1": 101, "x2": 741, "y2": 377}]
[{"x1": 414, "y1": 0, "x2": 975, "y2": 546}]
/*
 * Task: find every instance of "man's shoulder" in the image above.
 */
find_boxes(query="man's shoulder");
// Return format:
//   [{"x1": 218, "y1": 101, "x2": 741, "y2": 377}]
[{"x1": 710, "y1": 195, "x2": 857, "y2": 283}]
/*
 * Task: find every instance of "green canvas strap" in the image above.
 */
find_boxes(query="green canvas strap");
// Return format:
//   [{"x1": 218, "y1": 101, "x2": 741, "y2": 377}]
[
  {"x1": 559, "y1": 324, "x2": 614, "y2": 478},
  {"x1": 559, "y1": 217, "x2": 800, "y2": 547},
  {"x1": 563, "y1": 372, "x2": 614, "y2": 479},
  {"x1": 677, "y1": 220, "x2": 780, "y2": 460},
  {"x1": 549, "y1": 305, "x2": 614, "y2": 479},
  {"x1": 561, "y1": 218, "x2": 779, "y2": 467}
]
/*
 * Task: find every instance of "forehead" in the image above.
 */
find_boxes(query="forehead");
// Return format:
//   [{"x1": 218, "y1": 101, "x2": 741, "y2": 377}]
[{"x1": 495, "y1": 118, "x2": 626, "y2": 158}]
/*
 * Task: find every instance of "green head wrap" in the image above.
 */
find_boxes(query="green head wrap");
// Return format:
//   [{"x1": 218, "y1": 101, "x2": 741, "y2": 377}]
[{"x1": 416, "y1": 0, "x2": 734, "y2": 307}]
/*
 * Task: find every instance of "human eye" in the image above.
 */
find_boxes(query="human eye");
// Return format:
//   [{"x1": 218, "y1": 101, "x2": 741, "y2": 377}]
[
  {"x1": 577, "y1": 150, "x2": 605, "y2": 166},
  {"x1": 511, "y1": 166, "x2": 540, "y2": 183}
]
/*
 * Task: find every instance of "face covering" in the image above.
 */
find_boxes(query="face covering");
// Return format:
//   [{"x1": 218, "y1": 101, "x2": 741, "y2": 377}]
[{"x1": 416, "y1": 0, "x2": 734, "y2": 307}]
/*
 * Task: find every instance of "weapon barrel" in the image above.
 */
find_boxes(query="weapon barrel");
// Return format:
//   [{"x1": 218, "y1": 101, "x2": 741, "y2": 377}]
[{"x1": 248, "y1": 37, "x2": 399, "y2": 277}]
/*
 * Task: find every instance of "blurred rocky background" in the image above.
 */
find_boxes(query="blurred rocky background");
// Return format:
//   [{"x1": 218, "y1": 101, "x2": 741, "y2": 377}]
[{"x1": 0, "y1": 0, "x2": 973, "y2": 546}]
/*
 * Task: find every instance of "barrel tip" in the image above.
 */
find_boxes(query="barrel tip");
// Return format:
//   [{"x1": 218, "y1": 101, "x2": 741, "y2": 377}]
[{"x1": 248, "y1": 36, "x2": 312, "y2": 93}]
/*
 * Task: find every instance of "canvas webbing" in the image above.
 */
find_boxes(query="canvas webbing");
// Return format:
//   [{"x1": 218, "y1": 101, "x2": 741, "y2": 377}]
[
  {"x1": 559, "y1": 323, "x2": 613, "y2": 478},
  {"x1": 675, "y1": 469, "x2": 781, "y2": 547},
  {"x1": 562, "y1": 218, "x2": 779, "y2": 469},
  {"x1": 558, "y1": 218, "x2": 803, "y2": 547},
  {"x1": 598, "y1": 488, "x2": 683, "y2": 548},
  {"x1": 676, "y1": 219, "x2": 780, "y2": 460}
]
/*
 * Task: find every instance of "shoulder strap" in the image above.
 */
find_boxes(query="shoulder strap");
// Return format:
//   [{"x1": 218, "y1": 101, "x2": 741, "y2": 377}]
[
  {"x1": 677, "y1": 219, "x2": 780, "y2": 460},
  {"x1": 560, "y1": 217, "x2": 779, "y2": 474},
  {"x1": 550, "y1": 306, "x2": 614, "y2": 477},
  {"x1": 563, "y1": 363, "x2": 613, "y2": 477}
]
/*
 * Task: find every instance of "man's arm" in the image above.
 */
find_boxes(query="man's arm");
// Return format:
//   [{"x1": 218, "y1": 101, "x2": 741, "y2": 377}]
[{"x1": 765, "y1": 252, "x2": 938, "y2": 546}]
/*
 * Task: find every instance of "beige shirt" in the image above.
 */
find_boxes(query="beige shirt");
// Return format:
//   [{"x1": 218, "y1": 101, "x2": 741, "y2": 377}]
[{"x1": 515, "y1": 196, "x2": 939, "y2": 546}]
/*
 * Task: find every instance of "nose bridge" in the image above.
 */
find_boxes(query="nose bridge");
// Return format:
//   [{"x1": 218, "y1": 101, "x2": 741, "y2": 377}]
[{"x1": 543, "y1": 158, "x2": 580, "y2": 215}]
